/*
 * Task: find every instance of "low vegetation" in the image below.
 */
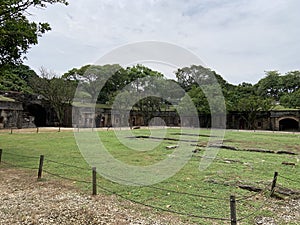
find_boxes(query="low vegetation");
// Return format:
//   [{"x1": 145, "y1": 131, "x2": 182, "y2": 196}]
[{"x1": 0, "y1": 128, "x2": 299, "y2": 224}]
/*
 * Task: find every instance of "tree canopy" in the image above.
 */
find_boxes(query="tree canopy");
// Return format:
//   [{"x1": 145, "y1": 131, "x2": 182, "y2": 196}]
[
  {"x1": 30, "y1": 67, "x2": 76, "y2": 129},
  {"x1": 0, "y1": 0, "x2": 68, "y2": 66},
  {"x1": 1, "y1": 62, "x2": 299, "y2": 128},
  {"x1": 0, "y1": 63, "x2": 38, "y2": 92}
]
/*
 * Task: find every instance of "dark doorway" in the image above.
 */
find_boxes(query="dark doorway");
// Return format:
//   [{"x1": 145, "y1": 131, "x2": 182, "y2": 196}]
[
  {"x1": 27, "y1": 104, "x2": 47, "y2": 127},
  {"x1": 132, "y1": 117, "x2": 136, "y2": 126},
  {"x1": 239, "y1": 119, "x2": 246, "y2": 129},
  {"x1": 101, "y1": 117, "x2": 105, "y2": 127},
  {"x1": 279, "y1": 118, "x2": 299, "y2": 131}
]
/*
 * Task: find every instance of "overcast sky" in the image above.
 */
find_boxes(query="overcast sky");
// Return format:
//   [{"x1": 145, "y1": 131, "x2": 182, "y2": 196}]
[{"x1": 25, "y1": 0, "x2": 300, "y2": 84}]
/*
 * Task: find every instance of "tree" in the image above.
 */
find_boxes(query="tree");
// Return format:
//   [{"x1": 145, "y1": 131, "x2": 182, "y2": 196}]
[
  {"x1": 0, "y1": 0, "x2": 68, "y2": 66},
  {"x1": 280, "y1": 89, "x2": 300, "y2": 109},
  {"x1": 175, "y1": 65, "x2": 229, "y2": 91},
  {"x1": 225, "y1": 82, "x2": 256, "y2": 111},
  {"x1": 257, "y1": 71, "x2": 282, "y2": 100},
  {"x1": 175, "y1": 65, "x2": 226, "y2": 117},
  {"x1": 31, "y1": 68, "x2": 76, "y2": 130},
  {"x1": 237, "y1": 96, "x2": 273, "y2": 129},
  {"x1": 0, "y1": 64, "x2": 38, "y2": 92},
  {"x1": 281, "y1": 71, "x2": 300, "y2": 93},
  {"x1": 63, "y1": 64, "x2": 122, "y2": 103}
]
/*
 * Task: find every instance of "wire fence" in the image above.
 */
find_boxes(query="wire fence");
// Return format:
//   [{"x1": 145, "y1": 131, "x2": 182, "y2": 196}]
[
  {"x1": 44, "y1": 158, "x2": 91, "y2": 171},
  {"x1": 0, "y1": 149, "x2": 298, "y2": 224},
  {"x1": 278, "y1": 174, "x2": 299, "y2": 183}
]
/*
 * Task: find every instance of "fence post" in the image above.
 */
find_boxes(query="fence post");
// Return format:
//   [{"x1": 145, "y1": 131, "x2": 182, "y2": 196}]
[
  {"x1": 37, "y1": 155, "x2": 44, "y2": 180},
  {"x1": 230, "y1": 195, "x2": 237, "y2": 225},
  {"x1": 92, "y1": 167, "x2": 97, "y2": 195},
  {"x1": 0, "y1": 149, "x2": 2, "y2": 163},
  {"x1": 270, "y1": 171, "x2": 278, "y2": 196}
]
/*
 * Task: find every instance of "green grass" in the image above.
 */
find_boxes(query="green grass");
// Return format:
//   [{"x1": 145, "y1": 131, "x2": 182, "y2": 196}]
[
  {"x1": 0, "y1": 128, "x2": 299, "y2": 224},
  {"x1": 0, "y1": 95, "x2": 15, "y2": 102}
]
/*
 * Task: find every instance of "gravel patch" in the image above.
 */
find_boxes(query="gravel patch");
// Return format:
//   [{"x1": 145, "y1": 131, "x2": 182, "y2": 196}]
[
  {"x1": 1, "y1": 167, "x2": 299, "y2": 225},
  {"x1": 0, "y1": 168, "x2": 187, "y2": 225},
  {"x1": 254, "y1": 197, "x2": 300, "y2": 225}
]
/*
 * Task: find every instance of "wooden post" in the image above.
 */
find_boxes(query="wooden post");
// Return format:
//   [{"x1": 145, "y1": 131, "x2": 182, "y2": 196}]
[
  {"x1": 37, "y1": 155, "x2": 44, "y2": 180},
  {"x1": 270, "y1": 171, "x2": 278, "y2": 196},
  {"x1": 36, "y1": 127, "x2": 39, "y2": 133},
  {"x1": 0, "y1": 149, "x2": 2, "y2": 163},
  {"x1": 10, "y1": 128, "x2": 13, "y2": 134},
  {"x1": 230, "y1": 195, "x2": 237, "y2": 225},
  {"x1": 92, "y1": 167, "x2": 97, "y2": 195}
]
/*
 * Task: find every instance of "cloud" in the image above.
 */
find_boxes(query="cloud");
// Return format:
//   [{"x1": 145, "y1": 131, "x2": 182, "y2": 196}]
[{"x1": 25, "y1": 0, "x2": 300, "y2": 84}]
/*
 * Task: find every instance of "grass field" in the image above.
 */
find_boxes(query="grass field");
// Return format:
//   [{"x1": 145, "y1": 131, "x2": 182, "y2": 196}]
[{"x1": 0, "y1": 128, "x2": 299, "y2": 224}]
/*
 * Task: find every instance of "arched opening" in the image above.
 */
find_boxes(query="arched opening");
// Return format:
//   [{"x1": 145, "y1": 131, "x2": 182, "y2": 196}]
[
  {"x1": 279, "y1": 118, "x2": 299, "y2": 131},
  {"x1": 27, "y1": 104, "x2": 47, "y2": 127}
]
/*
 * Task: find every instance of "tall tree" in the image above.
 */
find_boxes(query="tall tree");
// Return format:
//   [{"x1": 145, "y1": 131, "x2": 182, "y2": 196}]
[
  {"x1": 63, "y1": 64, "x2": 122, "y2": 103},
  {"x1": 281, "y1": 71, "x2": 300, "y2": 93},
  {"x1": 237, "y1": 96, "x2": 273, "y2": 129},
  {"x1": 31, "y1": 68, "x2": 76, "y2": 130},
  {"x1": 114, "y1": 65, "x2": 167, "y2": 126},
  {"x1": 0, "y1": 64, "x2": 38, "y2": 92},
  {"x1": 175, "y1": 65, "x2": 227, "y2": 115},
  {"x1": 0, "y1": 0, "x2": 68, "y2": 66},
  {"x1": 226, "y1": 82, "x2": 256, "y2": 111},
  {"x1": 175, "y1": 65, "x2": 229, "y2": 91},
  {"x1": 280, "y1": 89, "x2": 300, "y2": 109},
  {"x1": 257, "y1": 71, "x2": 282, "y2": 100}
]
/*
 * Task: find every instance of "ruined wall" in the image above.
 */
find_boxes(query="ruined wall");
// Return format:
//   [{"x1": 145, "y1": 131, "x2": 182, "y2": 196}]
[{"x1": 0, "y1": 101, "x2": 23, "y2": 128}]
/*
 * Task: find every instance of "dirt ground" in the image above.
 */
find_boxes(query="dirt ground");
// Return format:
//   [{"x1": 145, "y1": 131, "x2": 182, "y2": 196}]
[
  {"x1": 0, "y1": 167, "x2": 299, "y2": 225},
  {"x1": 0, "y1": 167, "x2": 187, "y2": 225}
]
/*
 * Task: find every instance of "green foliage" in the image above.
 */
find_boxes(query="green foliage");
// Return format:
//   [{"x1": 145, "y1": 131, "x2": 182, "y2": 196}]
[
  {"x1": 280, "y1": 89, "x2": 300, "y2": 109},
  {"x1": 236, "y1": 96, "x2": 273, "y2": 129},
  {"x1": 257, "y1": 71, "x2": 282, "y2": 100},
  {"x1": 0, "y1": 64, "x2": 38, "y2": 92},
  {"x1": 64, "y1": 64, "x2": 123, "y2": 103},
  {"x1": 281, "y1": 71, "x2": 300, "y2": 93},
  {"x1": 175, "y1": 65, "x2": 229, "y2": 91},
  {"x1": 65, "y1": 64, "x2": 167, "y2": 110},
  {"x1": 175, "y1": 66, "x2": 300, "y2": 113},
  {"x1": 256, "y1": 70, "x2": 300, "y2": 104},
  {"x1": 0, "y1": 95, "x2": 15, "y2": 101},
  {"x1": 0, "y1": 0, "x2": 68, "y2": 65},
  {"x1": 30, "y1": 68, "x2": 76, "y2": 126},
  {"x1": 225, "y1": 82, "x2": 256, "y2": 111},
  {"x1": 175, "y1": 65, "x2": 227, "y2": 115},
  {"x1": 1, "y1": 129, "x2": 299, "y2": 224},
  {"x1": 118, "y1": 65, "x2": 169, "y2": 125}
]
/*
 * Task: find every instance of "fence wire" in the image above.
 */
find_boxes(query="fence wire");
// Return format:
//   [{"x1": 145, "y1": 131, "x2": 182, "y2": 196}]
[
  {"x1": 43, "y1": 169, "x2": 91, "y2": 184},
  {"x1": 278, "y1": 174, "x2": 299, "y2": 184},
  {"x1": 1, "y1": 160, "x2": 38, "y2": 170},
  {"x1": 1, "y1": 149, "x2": 297, "y2": 224},
  {"x1": 97, "y1": 171, "x2": 228, "y2": 201},
  {"x1": 3, "y1": 151, "x2": 40, "y2": 159},
  {"x1": 237, "y1": 196, "x2": 270, "y2": 222},
  {"x1": 95, "y1": 183, "x2": 231, "y2": 222},
  {"x1": 44, "y1": 158, "x2": 91, "y2": 171}
]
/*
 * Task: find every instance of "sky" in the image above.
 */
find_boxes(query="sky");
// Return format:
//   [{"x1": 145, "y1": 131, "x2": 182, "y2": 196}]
[{"x1": 25, "y1": 0, "x2": 300, "y2": 84}]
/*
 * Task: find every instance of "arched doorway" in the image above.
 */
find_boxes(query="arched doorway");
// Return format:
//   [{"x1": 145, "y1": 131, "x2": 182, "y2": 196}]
[
  {"x1": 27, "y1": 104, "x2": 47, "y2": 127},
  {"x1": 279, "y1": 118, "x2": 299, "y2": 131}
]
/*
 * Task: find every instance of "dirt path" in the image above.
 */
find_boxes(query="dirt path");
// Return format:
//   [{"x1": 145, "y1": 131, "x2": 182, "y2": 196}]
[
  {"x1": 0, "y1": 167, "x2": 186, "y2": 225},
  {"x1": 1, "y1": 167, "x2": 299, "y2": 225}
]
